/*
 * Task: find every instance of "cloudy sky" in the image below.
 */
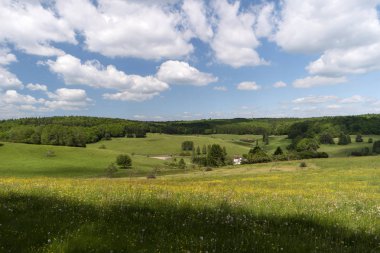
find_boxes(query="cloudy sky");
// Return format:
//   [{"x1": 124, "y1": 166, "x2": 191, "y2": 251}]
[{"x1": 1, "y1": 0, "x2": 380, "y2": 120}]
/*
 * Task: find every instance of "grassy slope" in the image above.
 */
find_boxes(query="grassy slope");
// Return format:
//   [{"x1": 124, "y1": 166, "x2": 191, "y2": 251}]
[
  {"x1": 0, "y1": 133, "x2": 378, "y2": 178},
  {"x1": 0, "y1": 156, "x2": 379, "y2": 252}
]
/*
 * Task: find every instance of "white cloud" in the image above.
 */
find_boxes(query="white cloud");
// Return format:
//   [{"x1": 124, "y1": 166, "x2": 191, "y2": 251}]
[
  {"x1": 237, "y1": 81, "x2": 261, "y2": 91},
  {"x1": 46, "y1": 54, "x2": 169, "y2": 101},
  {"x1": 339, "y1": 95, "x2": 369, "y2": 104},
  {"x1": 156, "y1": 60, "x2": 217, "y2": 86},
  {"x1": 211, "y1": 0, "x2": 267, "y2": 68},
  {"x1": 213, "y1": 86, "x2": 227, "y2": 91},
  {"x1": 292, "y1": 95, "x2": 338, "y2": 104},
  {"x1": 0, "y1": 0, "x2": 76, "y2": 56},
  {"x1": 254, "y1": 3, "x2": 276, "y2": 38},
  {"x1": 276, "y1": 0, "x2": 380, "y2": 80},
  {"x1": 307, "y1": 43, "x2": 380, "y2": 76},
  {"x1": 293, "y1": 75, "x2": 347, "y2": 88},
  {"x1": 103, "y1": 91, "x2": 161, "y2": 102},
  {"x1": 182, "y1": 0, "x2": 213, "y2": 42},
  {"x1": 0, "y1": 67, "x2": 23, "y2": 90},
  {"x1": 275, "y1": 0, "x2": 380, "y2": 54},
  {"x1": 26, "y1": 83, "x2": 48, "y2": 92},
  {"x1": 45, "y1": 88, "x2": 91, "y2": 110},
  {"x1": 56, "y1": 0, "x2": 193, "y2": 60},
  {"x1": 273, "y1": 81, "x2": 287, "y2": 88},
  {"x1": 1, "y1": 90, "x2": 44, "y2": 105},
  {"x1": 0, "y1": 48, "x2": 17, "y2": 65}
]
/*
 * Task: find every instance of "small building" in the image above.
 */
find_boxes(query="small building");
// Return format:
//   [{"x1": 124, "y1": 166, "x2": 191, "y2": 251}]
[{"x1": 233, "y1": 156, "x2": 243, "y2": 165}]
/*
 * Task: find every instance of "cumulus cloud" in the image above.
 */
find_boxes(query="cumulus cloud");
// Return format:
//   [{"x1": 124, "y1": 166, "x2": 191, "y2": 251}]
[
  {"x1": 1, "y1": 90, "x2": 45, "y2": 105},
  {"x1": 273, "y1": 81, "x2": 287, "y2": 88},
  {"x1": 45, "y1": 54, "x2": 169, "y2": 101},
  {"x1": 0, "y1": 0, "x2": 76, "y2": 56},
  {"x1": 56, "y1": 0, "x2": 193, "y2": 60},
  {"x1": 45, "y1": 88, "x2": 91, "y2": 110},
  {"x1": 276, "y1": 0, "x2": 380, "y2": 83},
  {"x1": 26, "y1": 83, "x2": 48, "y2": 92},
  {"x1": 307, "y1": 43, "x2": 380, "y2": 76},
  {"x1": 292, "y1": 95, "x2": 338, "y2": 104},
  {"x1": 0, "y1": 67, "x2": 23, "y2": 90},
  {"x1": 182, "y1": 0, "x2": 213, "y2": 42},
  {"x1": 254, "y1": 3, "x2": 276, "y2": 38},
  {"x1": 156, "y1": 60, "x2": 217, "y2": 86},
  {"x1": 237, "y1": 81, "x2": 261, "y2": 91},
  {"x1": 293, "y1": 76, "x2": 347, "y2": 88},
  {"x1": 274, "y1": 0, "x2": 380, "y2": 54},
  {"x1": 0, "y1": 87, "x2": 91, "y2": 113},
  {"x1": 211, "y1": 0, "x2": 268, "y2": 68}
]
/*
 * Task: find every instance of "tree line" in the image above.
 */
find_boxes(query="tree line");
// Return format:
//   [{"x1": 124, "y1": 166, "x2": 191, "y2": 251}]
[{"x1": 2, "y1": 114, "x2": 380, "y2": 147}]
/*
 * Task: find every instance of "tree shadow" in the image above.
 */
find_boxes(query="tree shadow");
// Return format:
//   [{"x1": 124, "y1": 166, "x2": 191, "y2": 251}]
[{"x1": 0, "y1": 193, "x2": 379, "y2": 253}]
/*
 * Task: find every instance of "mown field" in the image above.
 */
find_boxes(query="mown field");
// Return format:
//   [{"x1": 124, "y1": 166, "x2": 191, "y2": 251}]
[{"x1": 0, "y1": 134, "x2": 379, "y2": 252}]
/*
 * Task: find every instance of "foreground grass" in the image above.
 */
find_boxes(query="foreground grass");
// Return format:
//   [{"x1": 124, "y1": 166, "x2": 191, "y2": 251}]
[{"x1": 1, "y1": 156, "x2": 379, "y2": 252}]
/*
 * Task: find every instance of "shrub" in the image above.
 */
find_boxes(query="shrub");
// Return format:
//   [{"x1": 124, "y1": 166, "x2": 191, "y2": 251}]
[
  {"x1": 368, "y1": 138, "x2": 374, "y2": 143},
  {"x1": 146, "y1": 174, "x2": 156, "y2": 179},
  {"x1": 105, "y1": 163, "x2": 118, "y2": 178},
  {"x1": 338, "y1": 133, "x2": 350, "y2": 145},
  {"x1": 273, "y1": 146, "x2": 283, "y2": 156},
  {"x1": 372, "y1": 141, "x2": 380, "y2": 154},
  {"x1": 355, "y1": 134, "x2": 363, "y2": 143},
  {"x1": 297, "y1": 151, "x2": 329, "y2": 159},
  {"x1": 46, "y1": 150, "x2": 56, "y2": 157},
  {"x1": 299, "y1": 162, "x2": 307, "y2": 168},
  {"x1": 116, "y1": 154, "x2": 132, "y2": 169},
  {"x1": 296, "y1": 138, "x2": 320, "y2": 152},
  {"x1": 243, "y1": 150, "x2": 271, "y2": 164},
  {"x1": 181, "y1": 141, "x2": 194, "y2": 151},
  {"x1": 351, "y1": 147, "x2": 370, "y2": 157},
  {"x1": 178, "y1": 158, "x2": 186, "y2": 169},
  {"x1": 98, "y1": 144, "x2": 106, "y2": 149},
  {"x1": 0, "y1": 143, "x2": 4, "y2": 147},
  {"x1": 204, "y1": 167, "x2": 213, "y2": 172}
]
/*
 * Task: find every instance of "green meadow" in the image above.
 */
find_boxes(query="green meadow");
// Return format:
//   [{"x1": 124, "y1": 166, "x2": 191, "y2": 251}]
[{"x1": 0, "y1": 134, "x2": 379, "y2": 252}]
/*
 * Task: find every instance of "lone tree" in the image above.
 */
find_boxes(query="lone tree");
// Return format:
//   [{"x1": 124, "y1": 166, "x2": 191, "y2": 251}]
[
  {"x1": 207, "y1": 144, "x2": 226, "y2": 167},
  {"x1": 178, "y1": 158, "x2": 186, "y2": 169},
  {"x1": 196, "y1": 146, "x2": 201, "y2": 155},
  {"x1": 116, "y1": 154, "x2": 132, "y2": 169}
]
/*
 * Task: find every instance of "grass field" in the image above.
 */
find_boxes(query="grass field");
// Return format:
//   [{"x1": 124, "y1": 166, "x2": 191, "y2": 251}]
[
  {"x1": 0, "y1": 156, "x2": 379, "y2": 252},
  {"x1": 0, "y1": 134, "x2": 379, "y2": 252}
]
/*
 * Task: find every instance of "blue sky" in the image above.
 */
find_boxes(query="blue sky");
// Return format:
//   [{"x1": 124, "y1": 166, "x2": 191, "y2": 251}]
[{"x1": 1, "y1": 0, "x2": 380, "y2": 120}]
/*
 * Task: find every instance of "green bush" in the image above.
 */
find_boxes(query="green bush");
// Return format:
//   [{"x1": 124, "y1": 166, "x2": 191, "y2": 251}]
[
  {"x1": 105, "y1": 163, "x2": 118, "y2": 178},
  {"x1": 116, "y1": 154, "x2": 132, "y2": 169},
  {"x1": 355, "y1": 134, "x2": 363, "y2": 143},
  {"x1": 372, "y1": 141, "x2": 380, "y2": 154}
]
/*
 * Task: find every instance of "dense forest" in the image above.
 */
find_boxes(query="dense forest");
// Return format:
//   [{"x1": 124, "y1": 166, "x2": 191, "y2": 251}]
[{"x1": 0, "y1": 114, "x2": 380, "y2": 147}]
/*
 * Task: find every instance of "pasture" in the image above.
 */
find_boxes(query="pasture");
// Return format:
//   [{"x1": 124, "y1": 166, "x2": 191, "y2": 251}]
[{"x1": 0, "y1": 134, "x2": 379, "y2": 252}]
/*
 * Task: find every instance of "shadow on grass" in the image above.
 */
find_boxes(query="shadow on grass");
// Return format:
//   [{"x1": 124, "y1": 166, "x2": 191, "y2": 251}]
[{"x1": 0, "y1": 193, "x2": 379, "y2": 253}]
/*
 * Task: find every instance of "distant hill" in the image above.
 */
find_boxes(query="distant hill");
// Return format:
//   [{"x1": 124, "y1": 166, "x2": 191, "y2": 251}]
[{"x1": 1, "y1": 114, "x2": 380, "y2": 147}]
